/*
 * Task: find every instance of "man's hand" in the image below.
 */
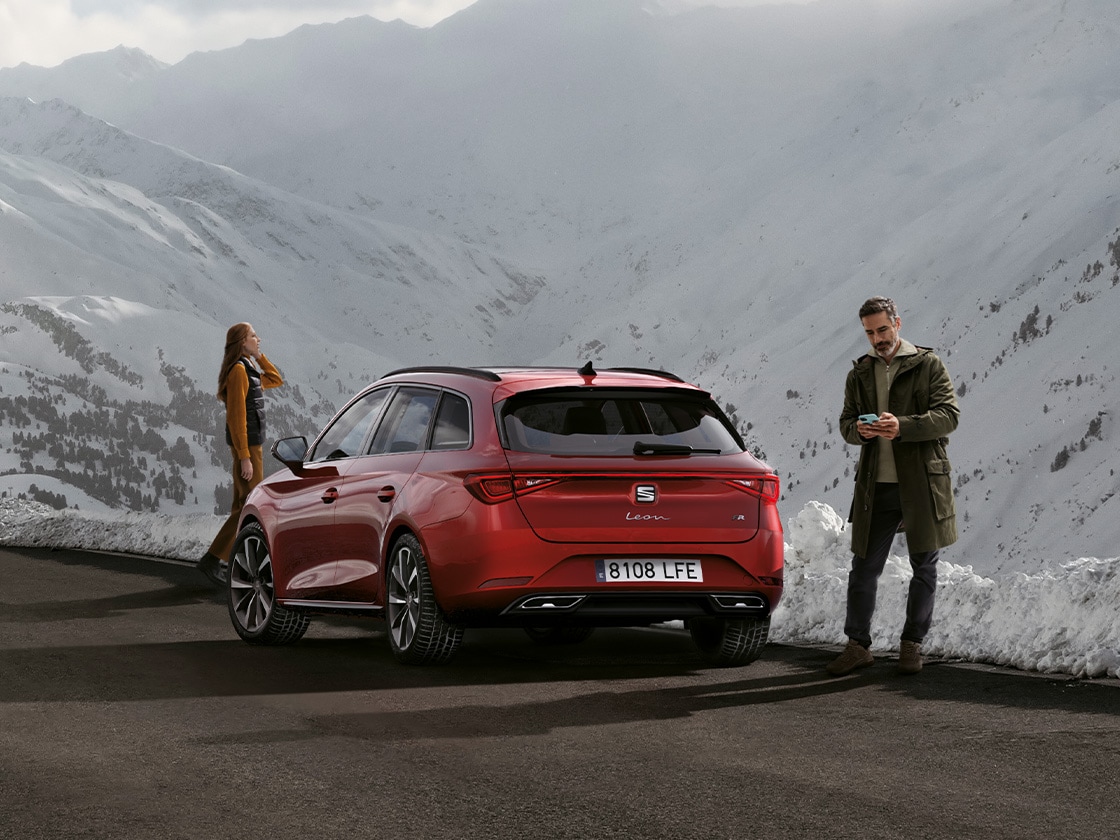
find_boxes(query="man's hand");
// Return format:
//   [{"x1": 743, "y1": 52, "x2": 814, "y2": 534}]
[{"x1": 858, "y1": 412, "x2": 900, "y2": 440}]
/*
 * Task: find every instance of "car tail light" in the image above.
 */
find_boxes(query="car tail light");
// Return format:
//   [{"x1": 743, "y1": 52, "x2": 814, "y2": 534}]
[
  {"x1": 727, "y1": 476, "x2": 780, "y2": 502},
  {"x1": 464, "y1": 473, "x2": 563, "y2": 504}
]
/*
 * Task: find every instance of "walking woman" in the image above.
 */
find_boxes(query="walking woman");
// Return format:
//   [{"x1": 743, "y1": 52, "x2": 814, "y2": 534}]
[{"x1": 197, "y1": 322, "x2": 283, "y2": 586}]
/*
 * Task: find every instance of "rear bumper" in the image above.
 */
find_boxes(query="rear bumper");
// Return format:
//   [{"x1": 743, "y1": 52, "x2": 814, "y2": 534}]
[
  {"x1": 443, "y1": 590, "x2": 776, "y2": 628},
  {"x1": 497, "y1": 590, "x2": 772, "y2": 625},
  {"x1": 415, "y1": 498, "x2": 784, "y2": 626}
]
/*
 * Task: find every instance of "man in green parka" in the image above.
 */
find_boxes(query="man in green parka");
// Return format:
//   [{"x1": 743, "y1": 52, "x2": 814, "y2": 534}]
[{"x1": 827, "y1": 296, "x2": 960, "y2": 677}]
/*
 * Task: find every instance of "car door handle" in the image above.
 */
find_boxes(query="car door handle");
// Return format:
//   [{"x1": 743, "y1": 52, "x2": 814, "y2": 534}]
[
  {"x1": 321, "y1": 488, "x2": 340, "y2": 504},
  {"x1": 377, "y1": 485, "x2": 396, "y2": 503}
]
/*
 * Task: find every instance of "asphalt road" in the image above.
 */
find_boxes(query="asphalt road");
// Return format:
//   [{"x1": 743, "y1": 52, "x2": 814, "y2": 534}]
[{"x1": 1, "y1": 545, "x2": 1117, "y2": 840}]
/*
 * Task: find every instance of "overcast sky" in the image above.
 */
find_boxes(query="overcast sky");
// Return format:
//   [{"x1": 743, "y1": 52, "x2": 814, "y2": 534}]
[{"x1": 0, "y1": 0, "x2": 815, "y2": 70}]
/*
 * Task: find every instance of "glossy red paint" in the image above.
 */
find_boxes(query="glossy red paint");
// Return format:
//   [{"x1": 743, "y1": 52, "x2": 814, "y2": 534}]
[{"x1": 233, "y1": 366, "x2": 784, "y2": 665}]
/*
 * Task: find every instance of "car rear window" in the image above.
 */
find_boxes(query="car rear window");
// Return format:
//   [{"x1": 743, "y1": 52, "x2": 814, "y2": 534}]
[{"x1": 499, "y1": 391, "x2": 743, "y2": 455}]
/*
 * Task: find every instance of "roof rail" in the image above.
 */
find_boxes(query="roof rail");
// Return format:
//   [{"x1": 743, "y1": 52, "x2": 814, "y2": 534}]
[
  {"x1": 605, "y1": 366, "x2": 685, "y2": 383},
  {"x1": 380, "y1": 366, "x2": 502, "y2": 382}
]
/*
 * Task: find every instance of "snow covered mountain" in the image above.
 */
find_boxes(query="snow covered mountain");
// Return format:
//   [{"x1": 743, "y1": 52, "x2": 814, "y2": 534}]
[{"x1": 1, "y1": 0, "x2": 1118, "y2": 573}]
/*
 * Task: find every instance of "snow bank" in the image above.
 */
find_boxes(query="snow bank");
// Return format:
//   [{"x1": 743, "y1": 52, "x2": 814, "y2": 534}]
[{"x1": 2, "y1": 497, "x2": 1117, "y2": 679}]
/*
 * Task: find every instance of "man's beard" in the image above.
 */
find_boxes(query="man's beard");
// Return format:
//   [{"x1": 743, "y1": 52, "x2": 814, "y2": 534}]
[{"x1": 877, "y1": 338, "x2": 900, "y2": 358}]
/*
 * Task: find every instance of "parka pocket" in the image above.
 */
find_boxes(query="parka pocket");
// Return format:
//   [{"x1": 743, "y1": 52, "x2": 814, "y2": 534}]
[{"x1": 926, "y1": 457, "x2": 955, "y2": 520}]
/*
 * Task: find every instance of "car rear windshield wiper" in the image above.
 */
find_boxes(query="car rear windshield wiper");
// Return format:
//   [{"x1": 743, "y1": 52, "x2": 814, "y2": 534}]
[{"x1": 633, "y1": 441, "x2": 722, "y2": 456}]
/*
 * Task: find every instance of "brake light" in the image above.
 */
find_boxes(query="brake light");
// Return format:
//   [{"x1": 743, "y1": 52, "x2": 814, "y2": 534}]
[
  {"x1": 464, "y1": 474, "x2": 563, "y2": 504},
  {"x1": 727, "y1": 476, "x2": 780, "y2": 502}
]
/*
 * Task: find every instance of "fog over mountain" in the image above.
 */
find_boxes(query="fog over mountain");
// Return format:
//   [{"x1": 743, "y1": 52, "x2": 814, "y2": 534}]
[{"x1": 1, "y1": 0, "x2": 1118, "y2": 574}]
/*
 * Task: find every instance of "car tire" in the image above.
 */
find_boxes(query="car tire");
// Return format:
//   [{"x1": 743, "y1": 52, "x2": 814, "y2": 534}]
[
  {"x1": 523, "y1": 626, "x2": 596, "y2": 646},
  {"x1": 227, "y1": 522, "x2": 310, "y2": 646},
  {"x1": 688, "y1": 616, "x2": 770, "y2": 666},
  {"x1": 386, "y1": 533, "x2": 463, "y2": 665}
]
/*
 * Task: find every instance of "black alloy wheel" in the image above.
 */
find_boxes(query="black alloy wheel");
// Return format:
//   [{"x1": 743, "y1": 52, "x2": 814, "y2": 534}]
[
  {"x1": 227, "y1": 522, "x2": 310, "y2": 645},
  {"x1": 385, "y1": 533, "x2": 463, "y2": 665}
]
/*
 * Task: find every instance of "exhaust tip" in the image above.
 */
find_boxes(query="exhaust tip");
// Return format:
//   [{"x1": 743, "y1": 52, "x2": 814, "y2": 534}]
[
  {"x1": 508, "y1": 594, "x2": 587, "y2": 613},
  {"x1": 711, "y1": 594, "x2": 767, "y2": 611}
]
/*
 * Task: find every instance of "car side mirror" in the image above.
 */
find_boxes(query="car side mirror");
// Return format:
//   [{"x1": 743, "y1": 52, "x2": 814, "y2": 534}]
[
  {"x1": 270, "y1": 436, "x2": 340, "y2": 478},
  {"x1": 272, "y1": 436, "x2": 308, "y2": 468}
]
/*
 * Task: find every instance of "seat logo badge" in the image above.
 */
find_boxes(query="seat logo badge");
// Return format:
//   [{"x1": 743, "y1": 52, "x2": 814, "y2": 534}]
[{"x1": 635, "y1": 485, "x2": 657, "y2": 504}]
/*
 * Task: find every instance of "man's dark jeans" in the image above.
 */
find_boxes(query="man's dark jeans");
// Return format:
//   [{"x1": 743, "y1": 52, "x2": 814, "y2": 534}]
[{"x1": 845, "y1": 482, "x2": 939, "y2": 648}]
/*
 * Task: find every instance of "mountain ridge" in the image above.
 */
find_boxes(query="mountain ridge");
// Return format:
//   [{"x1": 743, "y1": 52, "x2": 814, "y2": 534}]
[{"x1": 1, "y1": 0, "x2": 1118, "y2": 571}]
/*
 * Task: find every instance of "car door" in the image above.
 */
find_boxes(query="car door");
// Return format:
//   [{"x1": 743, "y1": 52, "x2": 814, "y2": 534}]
[
  {"x1": 328, "y1": 386, "x2": 440, "y2": 602},
  {"x1": 268, "y1": 387, "x2": 390, "y2": 600}
]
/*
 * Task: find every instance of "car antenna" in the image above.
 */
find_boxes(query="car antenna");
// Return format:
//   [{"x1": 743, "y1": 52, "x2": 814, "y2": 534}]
[{"x1": 578, "y1": 361, "x2": 596, "y2": 377}]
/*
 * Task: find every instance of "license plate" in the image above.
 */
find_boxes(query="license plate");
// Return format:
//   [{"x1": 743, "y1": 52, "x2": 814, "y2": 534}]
[{"x1": 595, "y1": 559, "x2": 703, "y2": 583}]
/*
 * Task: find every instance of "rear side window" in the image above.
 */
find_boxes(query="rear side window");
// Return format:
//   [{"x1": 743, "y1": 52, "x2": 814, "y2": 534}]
[
  {"x1": 369, "y1": 387, "x2": 439, "y2": 454},
  {"x1": 430, "y1": 393, "x2": 471, "y2": 450},
  {"x1": 500, "y1": 392, "x2": 743, "y2": 455}
]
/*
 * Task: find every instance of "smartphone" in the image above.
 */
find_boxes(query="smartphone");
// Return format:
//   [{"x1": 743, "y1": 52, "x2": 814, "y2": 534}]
[{"x1": 858, "y1": 414, "x2": 879, "y2": 424}]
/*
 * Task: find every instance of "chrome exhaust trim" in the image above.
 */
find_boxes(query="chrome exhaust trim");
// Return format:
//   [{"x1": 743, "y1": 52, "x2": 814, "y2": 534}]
[
  {"x1": 506, "y1": 594, "x2": 587, "y2": 613},
  {"x1": 710, "y1": 594, "x2": 767, "y2": 611}
]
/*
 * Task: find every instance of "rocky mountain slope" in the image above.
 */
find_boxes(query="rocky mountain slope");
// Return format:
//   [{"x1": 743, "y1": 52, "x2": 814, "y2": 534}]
[{"x1": 1, "y1": 0, "x2": 1118, "y2": 571}]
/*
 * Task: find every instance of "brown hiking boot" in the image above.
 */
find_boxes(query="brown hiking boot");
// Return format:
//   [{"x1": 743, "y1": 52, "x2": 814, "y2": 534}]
[
  {"x1": 826, "y1": 640, "x2": 874, "y2": 676},
  {"x1": 196, "y1": 552, "x2": 228, "y2": 587},
  {"x1": 898, "y1": 640, "x2": 923, "y2": 675}
]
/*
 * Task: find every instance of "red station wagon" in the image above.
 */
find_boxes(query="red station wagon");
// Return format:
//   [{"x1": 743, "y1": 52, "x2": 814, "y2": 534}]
[{"x1": 227, "y1": 364, "x2": 784, "y2": 665}]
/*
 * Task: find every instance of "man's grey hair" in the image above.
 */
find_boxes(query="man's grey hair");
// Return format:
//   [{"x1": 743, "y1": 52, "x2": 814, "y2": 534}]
[{"x1": 859, "y1": 296, "x2": 898, "y2": 321}]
